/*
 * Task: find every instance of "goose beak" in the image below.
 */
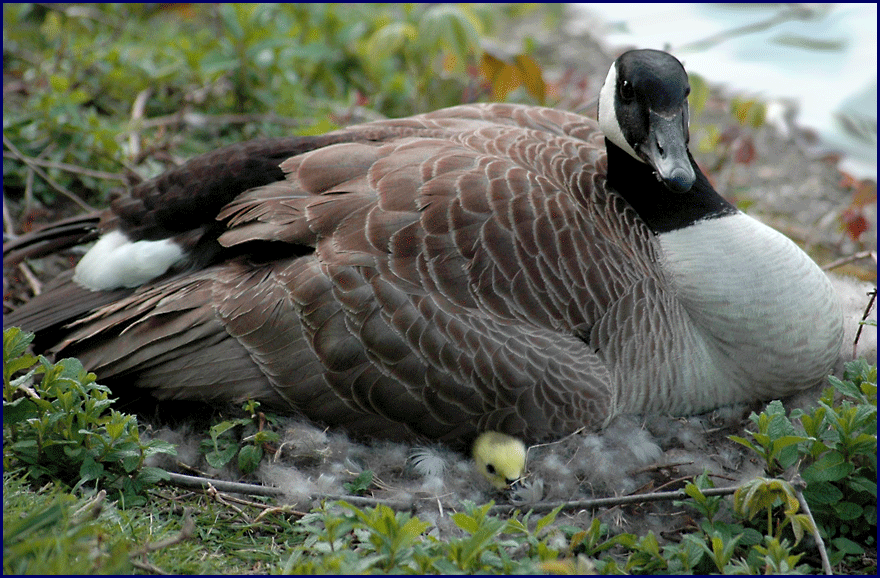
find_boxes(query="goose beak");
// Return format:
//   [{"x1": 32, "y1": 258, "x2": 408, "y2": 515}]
[{"x1": 641, "y1": 109, "x2": 695, "y2": 193}]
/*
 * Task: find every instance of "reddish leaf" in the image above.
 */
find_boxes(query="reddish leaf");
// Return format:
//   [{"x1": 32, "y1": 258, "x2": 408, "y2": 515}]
[
  {"x1": 159, "y1": 4, "x2": 196, "y2": 19},
  {"x1": 734, "y1": 137, "x2": 756, "y2": 164},
  {"x1": 841, "y1": 207, "x2": 869, "y2": 241}
]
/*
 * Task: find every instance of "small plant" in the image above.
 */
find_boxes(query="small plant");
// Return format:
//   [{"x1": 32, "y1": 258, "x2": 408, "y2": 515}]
[
  {"x1": 730, "y1": 359, "x2": 877, "y2": 569},
  {"x1": 504, "y1": 504, "x2": 565, "y2": 562},
  {"x1": 282, "y1": 500, "x2": 546, "y2": 574},
  {"x1": 728, "y1": 400, "x2": 807, "y2": 476},
  {"x1": 733, "y1": 477, "x2": 815, "y2": 545},
  {"x1": 798, "y1": 360, "x2": 877, "y2": 566},
  {"x1": 342, "y1": 470, "x2": 375, "y2": 496},
  {"x1": 199, "y1": 399, "x2": 280, "y2": 474},
  {"x1": 752, "y1": 535, "x2": 811, "y2": 574},
  {"x1": 3, "y1": 328, "x2": 175, "y2": 506}
]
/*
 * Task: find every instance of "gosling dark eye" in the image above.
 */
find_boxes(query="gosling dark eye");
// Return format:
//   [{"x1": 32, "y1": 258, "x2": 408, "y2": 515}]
[
  {"x1": 486, "y1": 464, "x2": 496, "y2": 475},
  {"x1": 619, "y1": 79, "x2": 635, "y2": 102}
]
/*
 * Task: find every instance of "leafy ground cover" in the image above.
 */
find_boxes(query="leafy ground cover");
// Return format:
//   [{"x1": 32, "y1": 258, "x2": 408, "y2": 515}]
[{"x1": 4, "y1": 326, "x2": 876, "y2": 574}]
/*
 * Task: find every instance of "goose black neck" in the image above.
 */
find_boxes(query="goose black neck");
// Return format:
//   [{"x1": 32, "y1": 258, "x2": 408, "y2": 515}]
[{"x1": 604, "y1": 138, "x2": 736, "y2": 234}]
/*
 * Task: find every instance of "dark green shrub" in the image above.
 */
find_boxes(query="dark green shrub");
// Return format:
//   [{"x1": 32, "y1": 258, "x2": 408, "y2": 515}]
[{"x1": 3, "y1": 327, "x2": 175, "y2": 506}]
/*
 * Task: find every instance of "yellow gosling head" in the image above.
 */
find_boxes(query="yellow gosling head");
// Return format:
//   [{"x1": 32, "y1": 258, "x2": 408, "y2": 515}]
[{"x1": 472, "y1": 431, "x2": 527, "y2": 490}]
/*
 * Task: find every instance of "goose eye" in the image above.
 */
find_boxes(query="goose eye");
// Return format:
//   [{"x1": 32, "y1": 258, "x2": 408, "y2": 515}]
[
  {"x1": 685, "y1": 85, "x2": 691, "y2": 98},
  {"x1": 619, "y1": 80, "x2": 635, "y2": 101},
  {"x1": 485, "y1": 464, "x2": 496, "y2": 475}
]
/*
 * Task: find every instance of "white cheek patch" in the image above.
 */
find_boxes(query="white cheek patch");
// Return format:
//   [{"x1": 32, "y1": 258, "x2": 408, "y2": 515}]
[
  {"x1": 73, "y1": 230, "x2": 185, "y2": 291},
  {"x1": 598, "y1": 63, "x2": 641, "y2": 161}
]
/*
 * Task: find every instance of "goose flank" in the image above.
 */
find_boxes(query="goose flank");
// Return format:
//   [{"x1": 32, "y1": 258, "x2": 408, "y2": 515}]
[{"x1": 3, "y1": 49, "x2": 844, "y2": 448}]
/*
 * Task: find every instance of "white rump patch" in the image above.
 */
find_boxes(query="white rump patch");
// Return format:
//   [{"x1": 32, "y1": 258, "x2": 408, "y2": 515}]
[{"x1": 73, "y1": 230, "x2": 185, "y2": 290}]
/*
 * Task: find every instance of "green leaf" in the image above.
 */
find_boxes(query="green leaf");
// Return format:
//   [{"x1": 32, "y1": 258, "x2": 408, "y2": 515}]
[
  {"x1": 833, "y1": 501, "x2": 864, "y2": 521},
  {"x1": 452, "y1": 511, "x2": 478, "y2": 534},
  {"x1": 535, "y1": 504, "x2": 563, "y2": 534},
  {"x1": 252, "y1": 429, "x2": 280, "y2": 444},
  {"x1": 687, "y1": 72, "x2": 711, "y2": 115},
  {"x1": 829, "y1": 374, "x2": 864, "y2": 399},
  {"x1": 367, "y1": 22, "x2": 418, "y2": 56},
  {"x1": 771, "y1": 435, "x2": 807, "y2": 451},
  {"x1": 831, "y1": 536, "x2": 865, "y2": 556},
  {"x1": 205, "y1": 443, "x2": 237, "y2": 468},
  {"x1": 237, "y1": 443, "x2": 263, "y2": 474},
  {"x1": 4, "y1": 356, "x2": 40, "y2": 388},
  {"x1": 121, "y1": 453, "x2": 141, "y2": 473},
  {"x1": 418, "y1": 4, "x2": 480, "y2": 55},
  {"x1": 728, "y1": 435, "x2": 759, "y2": 454},
  {"x1": 846, "y1": 475, "x2": 877, "y2": 497},
  {"x1": 79, "y1": 455, "x2": 104, "y2": 482},
  {"x1": 217, "y1": 3, "x2": 245, "y2": 40},
  {"x1": 105, "y1": 420, "x2": 125, "y2": 441},
  {"x1": 399, "y1": 516, "x2": 431, "y2": 541},
  {"x1": 208, "y1": 420, "x2": 239, "y2": 440},
  {"x1": 142, "y1": 439, "x2": 178, "y2": 458},
  {"x1": 734, "y1": 477, "x2": 799, "y2": 520},
  {"x1": 802, "y1": 451, "x2": 854, "y2": 482},
  {"x1": 802, "y1": 481, "x2": 843, "y2": 504},
  {"x1": 3, "y1": 326, "x2": 35, "y2": 362},
  {"x1": 3, "y1": 397, "x2": 39, "y2": 425},
  {"x1": 343, "y1": 470, "x2": 373, "y2": 495}
]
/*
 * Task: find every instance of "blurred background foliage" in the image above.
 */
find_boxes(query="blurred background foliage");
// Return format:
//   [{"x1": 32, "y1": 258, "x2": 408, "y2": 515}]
[
  {"x1": 4, "y1": 3, "x2": 871, "y2": 254},
  {"x1": 3, "y1": 3, "x2": 564, "y2": 214}
]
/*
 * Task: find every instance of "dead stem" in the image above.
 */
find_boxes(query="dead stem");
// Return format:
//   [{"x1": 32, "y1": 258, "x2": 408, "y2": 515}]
[{"x1": 2, "y1": 135, "x2": 95, "y2": 212}]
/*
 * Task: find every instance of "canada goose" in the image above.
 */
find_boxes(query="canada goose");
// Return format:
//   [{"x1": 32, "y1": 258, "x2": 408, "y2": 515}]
[{"x1": 4, "y1": 49, "x2": 844, "y2": 449}]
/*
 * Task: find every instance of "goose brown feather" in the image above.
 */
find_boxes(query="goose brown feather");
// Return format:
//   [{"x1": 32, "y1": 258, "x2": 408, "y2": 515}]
[
  {"x1": 8, "y1": 104, "x2": 632, "y2": 443},
  {"x1": 5, "y1": 53, "x2": 842, "y2": 447}
]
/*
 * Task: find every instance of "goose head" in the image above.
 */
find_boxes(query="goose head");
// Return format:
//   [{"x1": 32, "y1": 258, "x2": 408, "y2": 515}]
[{"x1": 599, "y1": 49, "x2": 696, "y2": 194}]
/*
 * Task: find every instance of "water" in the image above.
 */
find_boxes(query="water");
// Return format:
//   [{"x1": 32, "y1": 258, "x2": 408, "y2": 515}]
[{"x1": 570, "y1": 3, "x2": 877, "y2": 179}]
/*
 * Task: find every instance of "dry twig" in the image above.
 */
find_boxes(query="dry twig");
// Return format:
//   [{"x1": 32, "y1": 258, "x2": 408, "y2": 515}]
[
  {"x1": 128, "y1": 88, "x2": 153, "y2": 161},
  {"x1": 853, "y1": 287, "x2": 877, "y2": 358},
  {"x1": 490, "y1": 485, "x2": 739, "y2": 515},
  {"x1": 822, "y1": 250, "x2": 877, "y2": 271},
  {"x1": 2, "y1": 135, "x2": 95, "y2": 212},
  {"x1": 1, "y1": 152, "x2": 126, "y2": 182},
  {"x1": 790, "y1": 474, "x2": 833, "y2": 575},
  {"x1": 17, "y1": 262, "x2": 43, "y2": 296},
  {"x1": 128, "y1": 507, "x2": 196, "y2": 574}
]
